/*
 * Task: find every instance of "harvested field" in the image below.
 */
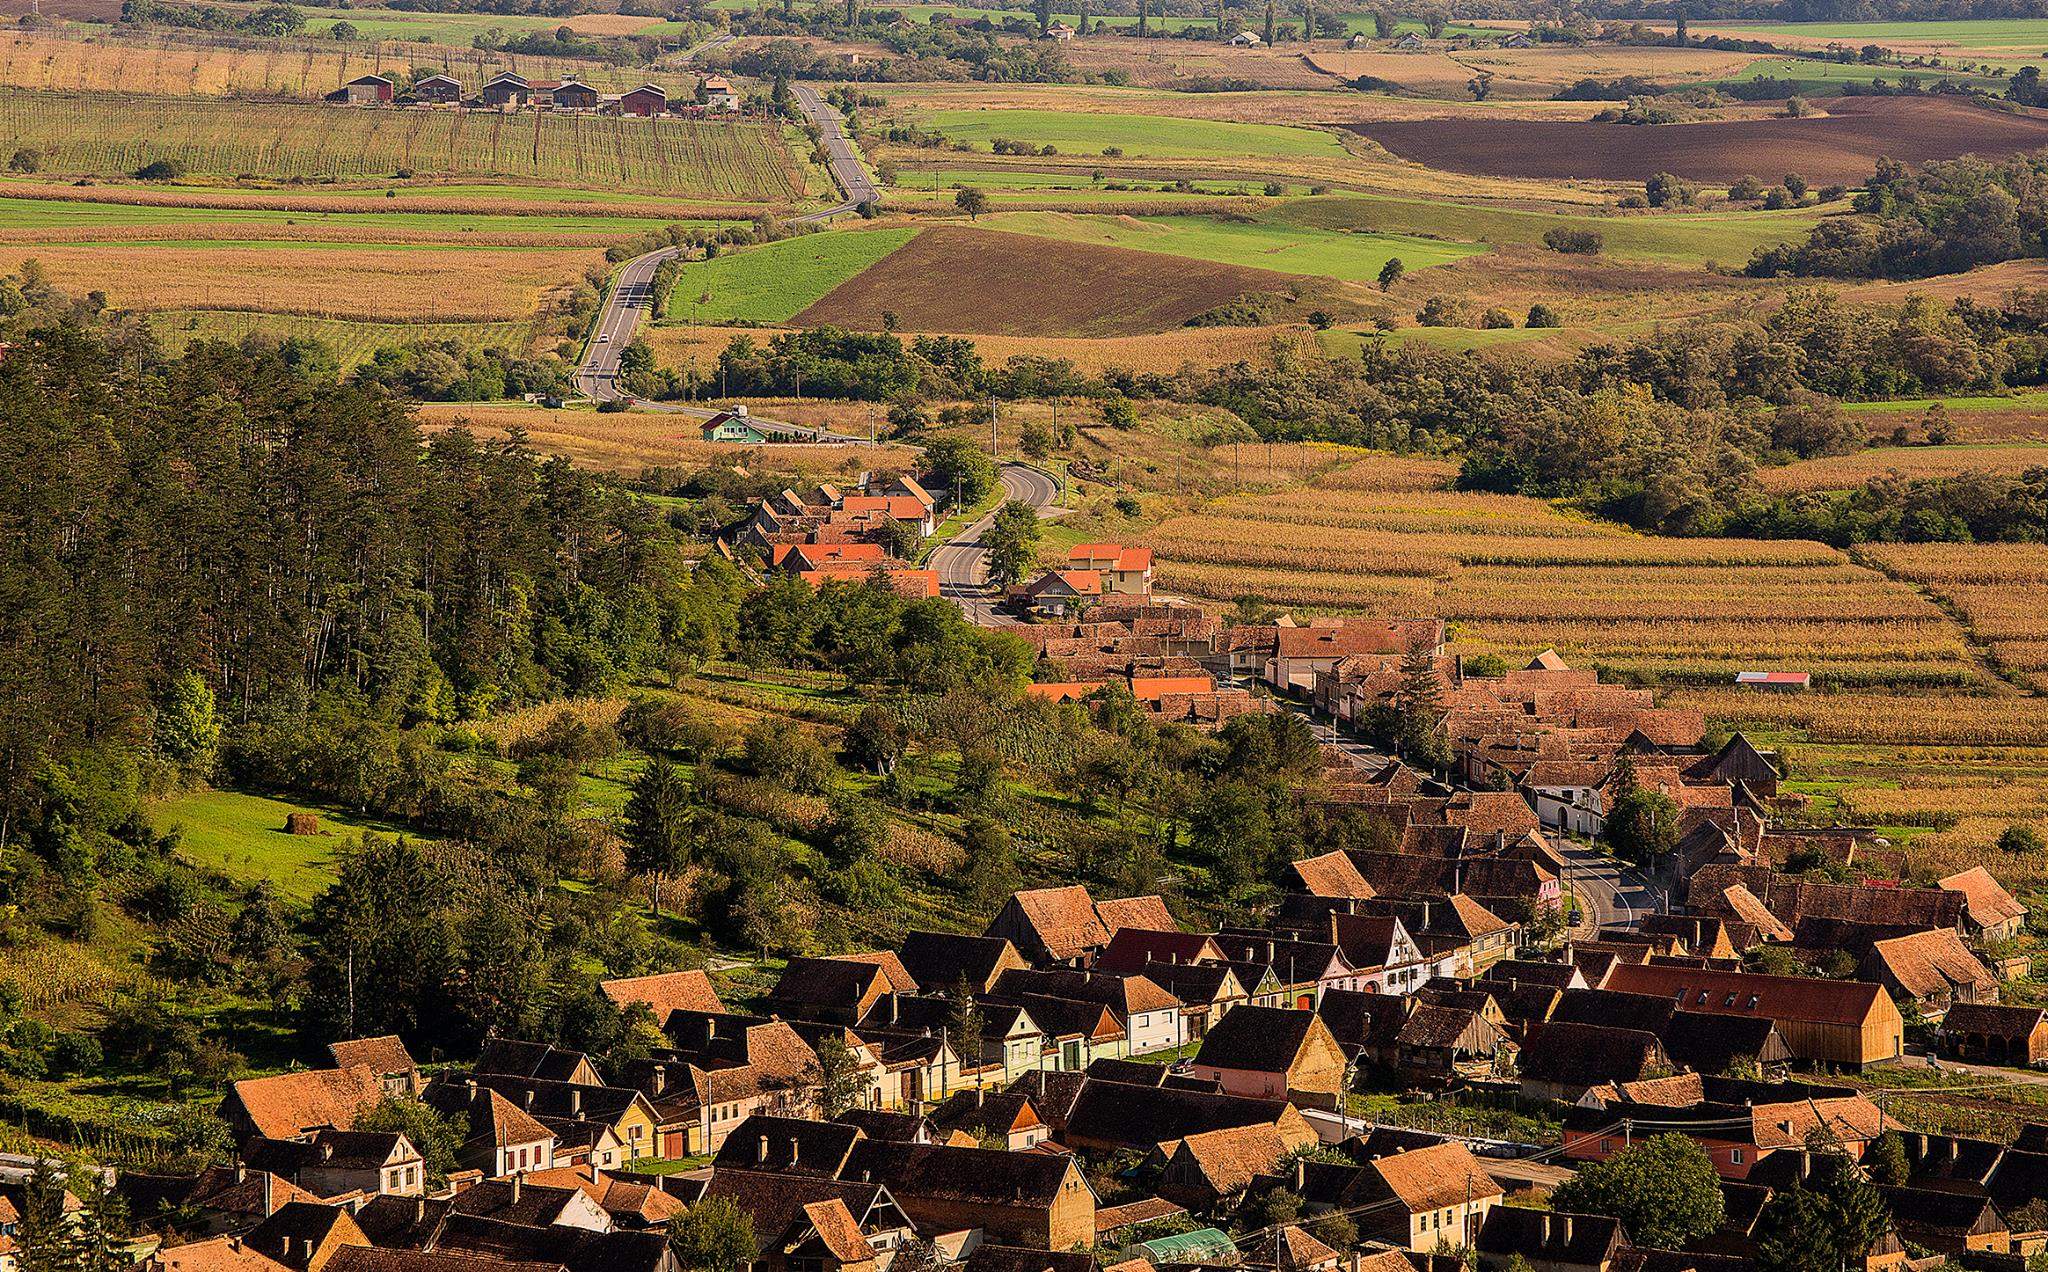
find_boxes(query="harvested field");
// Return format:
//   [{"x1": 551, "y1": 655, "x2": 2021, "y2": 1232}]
[
  {"x1": 1061, "y1": 36, "x2": 1348, "y2": 90},
  {"x1": 1302, "y1": 50, "x2": 1480, "y2": 97},
  {"x1": 1346, "y1": 96, "x2": 2048, "y2": 184},
  {"x1": 1150, "y1": 457, "x2": 1976, "y2": 687},
  {"x1": 1843, "y1": 393, "x2": 2048, "y2": 443},
  {"x1": 793, "y1": 226, "x2": 1313, "y2": 337},
  {"x1": 414, "y1": 402, "x2": 917, "y2": 475},
  {"x1": 0, "y1": 242, "x2": 604, "y2": 320},
  {"x1": 0, "y1": 89, "x2": 804, "y2": 200},
  {"x1": 1757, "y1": 443, "x2": 2048, "y2": 491},
  {"x1": 1666, "y1": 687, "x2": 2048, "y2": 745}
]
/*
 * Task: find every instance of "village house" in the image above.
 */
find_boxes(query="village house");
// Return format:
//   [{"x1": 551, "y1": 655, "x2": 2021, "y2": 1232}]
[
  {"x1": 984, "y1": 886, "x2": 1171, "y2": 968},
  {"x1": 642, "y1": 1010, "x2": 823, "y2": 1153},
  {"x1": 241, "y1": 1131, "x2": 425, "y2": 1200},
  {"x1": 696, "y1": 1166, "x2": 915, "y2": 1272},
  {"x1": 841, "y1": 1140, "x2": 1096, "y2": 1250},
  {"x1": 1473, "y1": 1207, "x2": 1624, "y2": 1271},
  {"x1": 619, "y1": 84, "x2": 666, "y2": 116},
  {"x1": 701, "y1": 409, "x2": 773, "y2": 444},
  {"x1": 927, "y1": 1087, "x2": 1051, "y2": 1150},
  {"x1": 1353, "y1": 1142, "x2": 1504, "y2": 1254},
  {"x1": 1064, "y1": 544, "x2": 1153, "y2": 596},
  {"x1": 1940, "y1": 866, "x2": 2031, "y2": 943},
  {"x1": 421, "y1": 1083, "x2": 557, "y2": 1178},
  {"x1": 988, "y1": 968, "x2": 1186, "y2": 1056},
  {"x1": 327, "y1": 1037, "x2": 422, "y2": 1097},
  {"x1": 1860, "y1": 928, "x2": 1998, "y2": 1021},
  {"x1": 701, "y1": 75, "x2": 739, "y2": 109},
  {"x1": 600, "y1": 969, "x2": 726, "y2": 1025},
  {"x1": 1155, "y1": 1125, "x2": 1297, "y2": 1211},
  {"x1": 220, "y1": 1067, "x2": 390, "y2": 1146},
  {"x1": 1186, "y1": 1006, "x2": 1349, "y2": 1105},
  {"x1": 479, "y1": 71, "x2": 532, "y2": 108},
  {"x1": 1563, "y1": 1091, "x2": 1889, "y2": 1180},
  {"x1": 1055, "y1": 1079, "x2": 1316, "y2": 1155}
]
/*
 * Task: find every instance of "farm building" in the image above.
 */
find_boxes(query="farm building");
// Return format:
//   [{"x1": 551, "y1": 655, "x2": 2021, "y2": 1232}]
[
  {"x1": 1392, "y1": 31, "x2": 1424, "y2": 49},
  {"x1": 480, "y1": 72, "x2": 531, "y2": 108},
  {"x1": 339, "y1": 74, "x2": 393, "y2": 105},
  {"x1": 701, "y1": 409, "x2": 771, "y2": 444},
  {"x1": 702, "y1": 75, "x2": 739, "y2": 111},
  {"x1": 620, "y1": 84, "x2": 667, "y2": 117},
  {"x1": 1043, "y1": 20, "x2": 1075, "y2": 40},
  {"x1": 546, "y1": 79, "x2": 600, "y2": 110},
  {"x1": 1499, "y1": 29, "x2": 1533, "y2": 47},
  {"x1": 1938, "y1": 1004, "x2": 2048, "y2": 1067},
  {"x1": 1603, "y1": 963, "x2": 1904, "y2": 1068},
  {"x1": 1227, "y1": 30, "x2": 1263, "y2": 45},
  {"x1": 1736, "y1": 670, "x2": 1811, "y2": 692},
  {"x1": 412, "y1": 73, "x2": 460, "y2": 104}
]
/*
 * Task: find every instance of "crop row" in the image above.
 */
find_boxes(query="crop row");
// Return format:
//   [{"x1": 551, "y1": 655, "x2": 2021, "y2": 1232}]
[
  {"x1": 1663, "y1": 688, "x2": 2048, "y2": 746},
  {"x1": 0, "y1": 89, "x2": 801, "y2": 199}
]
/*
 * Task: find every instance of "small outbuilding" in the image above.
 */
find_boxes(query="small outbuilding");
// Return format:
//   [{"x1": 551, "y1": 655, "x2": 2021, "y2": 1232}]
[
  {"x1": 412, "y1": 73, "x2": 460, "y2": 103},
  {"x1": 620, "y1": 84, "x2": 667, "y2": 117}
]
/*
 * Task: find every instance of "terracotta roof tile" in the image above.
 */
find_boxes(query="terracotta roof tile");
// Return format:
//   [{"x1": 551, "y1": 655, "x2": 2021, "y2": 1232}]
[
  {"x1": 228, "y1": 1067, "x2": 388, "y2": 1141},
  {"x1": 1865, "y1": 928, "x2": 1995, "y2": 999},
  {"x1": 1940, "y1": 867, "x2": 2029, "y2": 931},
  {"x1": 327, "y1": 1037, "x2": 415, "y2": 1077},
  {"x1": 599, "y1": 970, "x2": 726, "y2": 1023},
  {"x1": 1365, "y1": 1143, "x2": 1503, "y2": 1213}
]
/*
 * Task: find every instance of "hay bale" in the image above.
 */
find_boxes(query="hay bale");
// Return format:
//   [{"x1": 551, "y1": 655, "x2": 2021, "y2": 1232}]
[{"x1": 283, "y1": 812, "x2": 320, "y2": 836}]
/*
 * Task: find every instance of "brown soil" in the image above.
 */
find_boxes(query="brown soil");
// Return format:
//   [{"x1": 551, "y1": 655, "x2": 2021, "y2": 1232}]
[
  {"x1": 792, "y1": 225, "x2": 1308, "y2": 337},
  {"x1": 1346, "y1": 96, "x2": 2048, "y2": 184}
]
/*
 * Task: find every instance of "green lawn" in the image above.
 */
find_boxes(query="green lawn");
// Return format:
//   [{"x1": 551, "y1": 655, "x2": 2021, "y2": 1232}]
[
  {"x1": 907, "y1": 169, "x2": 1310, "y2": 195},
  {"x1": 304, "y1": 6, "x2": 679, "y2": 41},
  {"x1": 982, "y1": 210, "x2": 1483, "y2": 282},
  {"x1": 660, "y1": 227, "x2": 918, "y2": 323},
  {"x1": 1276, "y1": 192, "x2": 1826, "y2": 267},
  {"x1": 910, "y1": 108, "x2": 1350, "y2": 160},
  {"x1": 150, "y1": 788, "x2": 435, "y2": 901}
]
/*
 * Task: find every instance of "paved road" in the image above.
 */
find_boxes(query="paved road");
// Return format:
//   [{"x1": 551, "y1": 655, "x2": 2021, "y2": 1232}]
[
  {"x1": 678, "y1": 31, "x2": 734, "y2": 60},
  {"x1": 931, "y1": 464, "x2": 1062, "y2": 626},
  {"x1": 793, "y1": 84, "x2": 878, "y2": 221},
  {"x1": 573, "y1": 246, "x2": 678, "y2": 402}
]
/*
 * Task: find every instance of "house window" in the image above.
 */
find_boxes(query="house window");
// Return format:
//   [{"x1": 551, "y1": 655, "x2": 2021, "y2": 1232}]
[
  {"x1": 1731, "y1": 1149, "x2": 1745, "y2": 1164},
  {"x1": 1600, "y1": 1140, "x2": 1613, "y2": 1153}
]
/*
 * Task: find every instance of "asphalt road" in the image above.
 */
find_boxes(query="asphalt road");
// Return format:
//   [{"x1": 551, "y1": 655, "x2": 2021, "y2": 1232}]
[
  {"x1": 793, "y1": 84, "x2": 878, "y2": 221},
  {"x1": 573, "y1": 246, "x2": 677, "y2": 403},
  {"x1": 931, "y1": 464, "x2": 1062, "y2": 626}
]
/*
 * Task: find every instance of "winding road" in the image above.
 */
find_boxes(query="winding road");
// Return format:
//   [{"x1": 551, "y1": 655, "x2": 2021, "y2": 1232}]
[{"x1": 931, "y1": 464, "x2": 1062, "y2": 627}]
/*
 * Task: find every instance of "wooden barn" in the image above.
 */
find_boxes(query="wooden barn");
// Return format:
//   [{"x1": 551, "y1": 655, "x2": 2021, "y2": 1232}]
[
  {"x1": 1603, "y1": 963, "x2": 1904, "y2": 1069},
  {"x1": 621, "y1": 84, "x2": 667, "y2": 117},
  {"x1": 340, "y1": 74, "x2": 393, "y2": 105},
  {"x1": 413, "y1": 73, "x2": 461, "y2": 104},
  {"x1": 481, "y1": 72, "x2": 531, "y2": 108}
]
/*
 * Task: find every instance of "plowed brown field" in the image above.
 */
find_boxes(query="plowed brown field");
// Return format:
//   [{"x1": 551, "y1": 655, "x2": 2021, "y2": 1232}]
[
  {"x1": 792, "y1": 225, "x2": 1304, "y2": 337},
  {"x1": 1348, "y1": 96, "x2": 2048, "y2": 184}
]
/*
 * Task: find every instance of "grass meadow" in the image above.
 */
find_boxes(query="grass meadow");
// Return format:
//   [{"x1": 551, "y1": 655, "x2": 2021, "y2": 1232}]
[
  {"x1": 147, "y1": 310, "x2": 553, "y2": 366},
  {"x1": 660, "y1": 227, "x2": 918, "y2": 323},
  {"x1": 150, "y1": 787, "x2": 434, "y2": 900},
  {"x1": 909, "y1": 107, "x2": 1352, "y2": 160},
  {"x1": 979, "y1": 210, "x2": 1484, "y2": 282}
]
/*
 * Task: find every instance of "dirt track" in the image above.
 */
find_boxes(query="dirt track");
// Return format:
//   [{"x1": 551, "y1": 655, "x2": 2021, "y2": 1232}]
[{"x1": 1347, "y1": 96, "x2": 2048, "y2": 184}]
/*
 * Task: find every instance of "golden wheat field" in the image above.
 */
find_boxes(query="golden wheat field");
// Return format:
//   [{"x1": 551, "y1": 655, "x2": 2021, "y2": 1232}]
[
  {"x1": 0, "y1": 180, "x2": 767, "y2": 221},
  {"x1": 0, "y1": 242, "x2": 605, "y2": 321},
  {"x1": 1758, "y1": 443, "x2": 2048, "y2": 492},
  {"x1": 1152, "y1": 455, "x2": 1978, "y2": 686}
]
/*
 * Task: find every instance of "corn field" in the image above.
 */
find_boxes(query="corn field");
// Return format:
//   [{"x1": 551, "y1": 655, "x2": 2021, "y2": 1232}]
[{"x1": 0, "y1": 89, "x2": 803, "y2": 199}]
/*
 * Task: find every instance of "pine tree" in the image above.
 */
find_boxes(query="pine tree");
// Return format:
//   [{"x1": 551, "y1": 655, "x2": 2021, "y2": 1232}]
[
  {"x1": 1395, "y1": 634, "x2": 1448, "y2": 769},
  {"x1": 1263, "y1": 0, "x2": 1274, "y2": 44},
  {"x1": 623, "y1": 757, "x2": 694, "y2": 917},
  {"x1": 18, "y1": 1160, "x2": 79, "y2": 1272},
  {"x1": 1137, "y1": 0, "x2": 1148, "y2": 36},
  {"x1": 946, "y1": 976, "x2": 985, "y2": 1083}
]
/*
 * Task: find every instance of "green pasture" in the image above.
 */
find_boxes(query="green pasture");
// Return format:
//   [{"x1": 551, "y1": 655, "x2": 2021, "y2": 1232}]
[
  {"x1": 1712, "y1": 17, "x2": 2048, "y2": 53},
  {"x1": 983, "y1": 210, "x2": 1482, "y2": 282},
  {"x1": 146, "y1": 310, "x2": 549, "y2": 367},
  {"x1": 307, "y1": 6, "x2": 687, "y2": 42},
  {"x1": 1714, "y1": 55, "x2": 2007, "y2": 92},
  {"x1": 908, "y1": 108, "x2": 1350, "y2": 160},
  {"x1": 660, "y1": 226, "x2": 917, "y2": 322},
  {"x1": 1841, "y1": 390, "x2": 2048, "y2": 413},
  {"x1": 902, "y1": 168, "x2": 1310, "y2": 195},
  {"x1": 1276, "y1": 193, "x2": 1826, "y2": 267},
  {"x1": 151, "y1": 788, "x2": 435, "y2": 901}
]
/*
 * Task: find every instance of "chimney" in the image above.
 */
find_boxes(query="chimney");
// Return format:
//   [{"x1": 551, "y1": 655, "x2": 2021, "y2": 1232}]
[
  {"x1": 1799, "y1": 1150, "x2": 1811, "y2": 1181},
  {"x1": 235, "y1": 1161, "x2": 248, "y2": 1184},
  {"x1": 569, "y1": 1089, "x2": 582, "y2": 1117},
  {"x1": 705, "y1": 1017, "x2": 718, "y2": 1044},
  {"x1": 1540, "y1": 1214, "x2": 1552, "y2": 1243},
  {"x1": 523, "y1": 1091, "x2": 535, "y2": 1110},
  {"x1": 652, "y1": 1064, "x2": 667, "y2": 1097},
  {"x1": 888, "y1": 994, "x2": 900, "y2": 1026},
  {"x1": 757, "y1": 1135, "x2": 769, "y2": 1164},
  {"x1": 263, "y1": 1172, "x2": 274, "y2": 1216},
  {"x1": 320, "y1": 1142, "x2": 334, "y2": 1162},
  {"x1": 975, "y1": 1086, "x2": 985, "y2": 1109},
  {"x1": 1561, "y1": 1216, "x2": 1573, "y2": 1245},
  {"x1": 510, "y1": 1174, "x2": 522, "y2": 1204},
  {"x1": 790, "y1": 1137, "x2": 803, "y2": 1165},
  {"x1": 414, "y1": 1198, "x2": 426, "y2": 1223},
  {"x1": 1292, "y1": 1157, "x2": 1307, "y2": 1191}
]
